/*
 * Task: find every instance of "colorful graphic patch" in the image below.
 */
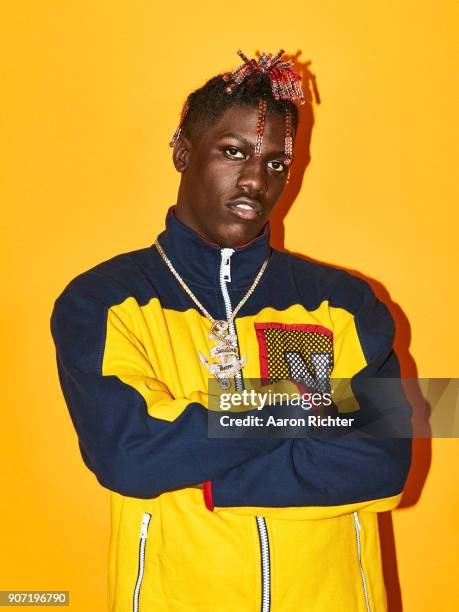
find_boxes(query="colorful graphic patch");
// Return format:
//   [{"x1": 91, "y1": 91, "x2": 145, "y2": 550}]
[{"x1": 254, "y1": 323, "x2": 333, "y2": 386}]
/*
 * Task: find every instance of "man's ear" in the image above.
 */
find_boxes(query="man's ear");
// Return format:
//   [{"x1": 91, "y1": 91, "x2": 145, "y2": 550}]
[{"x1": 172, "y1": 135, "x2": 192, "y2": 173}]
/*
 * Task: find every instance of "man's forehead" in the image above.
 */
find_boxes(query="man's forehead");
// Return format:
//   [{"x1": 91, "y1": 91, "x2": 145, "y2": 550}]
[
  {"x1": 210, "y1": 106, "x2": 288, "y2": 153},
  {"x1": 214, "y1": 104, "x2": 284, "y2": 128}
]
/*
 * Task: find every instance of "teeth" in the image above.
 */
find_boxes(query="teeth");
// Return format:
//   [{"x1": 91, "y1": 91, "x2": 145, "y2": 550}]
[{"x1": 236, "y1": 204, "x2": 254, "y2": 210}]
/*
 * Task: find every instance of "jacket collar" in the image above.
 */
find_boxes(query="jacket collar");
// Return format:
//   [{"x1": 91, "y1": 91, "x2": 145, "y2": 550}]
[{"x1": 154, "y1": 205, "x2": 272, "y2": 290}]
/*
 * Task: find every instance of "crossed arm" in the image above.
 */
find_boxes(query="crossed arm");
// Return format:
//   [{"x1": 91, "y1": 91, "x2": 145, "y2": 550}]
[{"x1": 50, "y1": 281, "x2": 412, "y2": 516}]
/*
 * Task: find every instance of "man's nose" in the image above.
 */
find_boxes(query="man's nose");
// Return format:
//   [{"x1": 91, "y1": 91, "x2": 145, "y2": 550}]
[{"x1": 236, "y1": 156, "x2": 268, "y2": 196}]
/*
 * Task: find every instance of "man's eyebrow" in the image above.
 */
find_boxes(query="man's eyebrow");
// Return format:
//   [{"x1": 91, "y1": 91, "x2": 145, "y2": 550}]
[
  {"x1": 218, "y1": 132, "x2": 253, "y2": 148},
  {"x1": 218, "y1": 132, "x2": 287, "y2": 158}
]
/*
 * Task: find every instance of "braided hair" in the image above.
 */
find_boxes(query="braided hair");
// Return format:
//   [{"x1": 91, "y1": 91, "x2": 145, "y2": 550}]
[{"x1": 170, "y1": 50, "x2": 306, "y2": 166}]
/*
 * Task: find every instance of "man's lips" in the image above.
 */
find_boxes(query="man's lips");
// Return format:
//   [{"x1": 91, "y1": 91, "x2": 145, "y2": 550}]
[{"x1": 225, "y1": 199, "x2": 263, "y2": 221}]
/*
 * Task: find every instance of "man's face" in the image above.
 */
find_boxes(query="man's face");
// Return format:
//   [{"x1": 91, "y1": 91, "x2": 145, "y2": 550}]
[{"x1": 173, "y1": 104, "x2": 294, "y2": 247}]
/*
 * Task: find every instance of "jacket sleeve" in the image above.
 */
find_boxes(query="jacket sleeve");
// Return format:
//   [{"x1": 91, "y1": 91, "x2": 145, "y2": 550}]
[
  {"x1": 50, "y1": 285, "x2": 281, "y2": 499},
  {"x1": 205, "y1": 279, "x2": 413, "y2": 519}
]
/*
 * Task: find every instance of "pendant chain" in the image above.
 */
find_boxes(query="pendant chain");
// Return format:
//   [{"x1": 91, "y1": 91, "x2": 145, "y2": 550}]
[{"x1": 154, "y1": 239, "x2": 269, "y2": 325}]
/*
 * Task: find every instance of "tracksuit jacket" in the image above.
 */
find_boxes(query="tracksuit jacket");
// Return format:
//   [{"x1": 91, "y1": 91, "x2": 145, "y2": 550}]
[{"x1": 50, "y1": 205, "x2": 412, "y2": 612}]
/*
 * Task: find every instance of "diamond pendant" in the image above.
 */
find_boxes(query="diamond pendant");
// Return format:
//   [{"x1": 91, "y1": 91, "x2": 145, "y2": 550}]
[{"x1": 198, "y1": 320, "x2": 247, "y2": 389}]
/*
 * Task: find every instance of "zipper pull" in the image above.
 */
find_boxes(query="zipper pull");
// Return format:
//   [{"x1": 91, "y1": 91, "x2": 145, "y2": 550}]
[
  {"x1": 220, "y1": 248, "x2": 235, "y2": 283},
  {"x1": 140, "y1": 512, "x2": 151, "y2": 539}
]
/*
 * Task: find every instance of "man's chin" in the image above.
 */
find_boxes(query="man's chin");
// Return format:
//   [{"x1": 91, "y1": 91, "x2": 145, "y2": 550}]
[{"x1": 213, "y1": 220, "x2": 265, "y2": 248}]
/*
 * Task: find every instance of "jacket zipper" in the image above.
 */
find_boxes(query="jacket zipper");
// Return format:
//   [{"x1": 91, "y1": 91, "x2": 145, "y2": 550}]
[
  {"x1": 255, "y1": 516, "x2": 271, "y2": 612},
  {"x1": 221, "y1": 251, "x2": 270, "y2": 610},
  {"x1": 133, "y1": 512, "x2": 152, "y2": 612},
  {"x1": 219, "y1": 248, "x2": 244, "y2": 391},
  {"x1": 353, "y1": 512, "x2": 371, "y2": 612}
]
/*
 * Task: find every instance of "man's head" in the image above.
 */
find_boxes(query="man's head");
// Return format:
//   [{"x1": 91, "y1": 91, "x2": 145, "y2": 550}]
[{"x1": 170, "y1": 50, "x2": 305, "y2": 247}]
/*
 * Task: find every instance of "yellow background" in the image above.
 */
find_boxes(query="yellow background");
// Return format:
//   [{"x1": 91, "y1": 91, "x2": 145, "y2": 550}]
[{"x1": 1, "y1": 1, "x2": 458, "y2": 610}]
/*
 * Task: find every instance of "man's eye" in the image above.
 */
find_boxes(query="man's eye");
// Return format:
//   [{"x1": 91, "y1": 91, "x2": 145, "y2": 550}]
[
  {"x1": 268, "y1": 161, "x2": 286, "y2": 173},
  {"x1": 224, "y1": 147, "x2": 245, "y2": 159}
]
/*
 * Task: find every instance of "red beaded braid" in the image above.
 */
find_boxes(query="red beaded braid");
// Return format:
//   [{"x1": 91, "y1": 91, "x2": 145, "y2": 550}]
[
  {"x1": 284, "y1": 107, "x2": 293, "y2": 166},
  {"x1": 223, "y1": 49, "x2": 305, "y2": 163},
  {"x1": 255, "y1": 98, "x2": 267, "y2": 157},
  {"x1": 169, "y1": 94, "x2": 192, "y2": 148}
]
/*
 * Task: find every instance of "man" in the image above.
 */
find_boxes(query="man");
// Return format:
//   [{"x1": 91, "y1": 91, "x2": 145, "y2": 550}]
[{"x1": 50, "y1": 50, "x2": 412, "y2": 611}]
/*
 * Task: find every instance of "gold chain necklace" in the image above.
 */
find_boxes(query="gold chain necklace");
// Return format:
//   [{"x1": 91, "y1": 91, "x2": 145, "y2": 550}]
[{"x1": 154, "y1": 239, "x2": 269, "y2": 388}]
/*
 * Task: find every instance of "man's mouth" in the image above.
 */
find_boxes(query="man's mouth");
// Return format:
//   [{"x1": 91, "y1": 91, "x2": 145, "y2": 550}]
[{"x1": 226, "y1": 199, "x2": 263, "y2": 221}]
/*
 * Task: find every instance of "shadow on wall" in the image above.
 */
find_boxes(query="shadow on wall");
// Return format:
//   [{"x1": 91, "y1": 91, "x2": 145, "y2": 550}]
[{"x1": 272, "y1": 50, "x2": 430, "y2": 612}]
